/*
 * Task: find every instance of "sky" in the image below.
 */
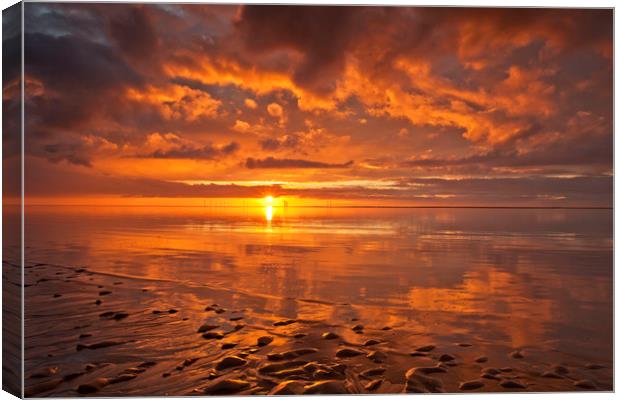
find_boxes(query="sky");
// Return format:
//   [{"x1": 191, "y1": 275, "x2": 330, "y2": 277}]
[{"x1": 4, "y1": 4, "x2": 613, "y2": 206}]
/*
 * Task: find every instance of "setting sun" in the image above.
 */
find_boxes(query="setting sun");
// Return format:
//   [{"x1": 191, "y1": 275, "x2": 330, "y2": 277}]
[{"x1": 264, "y1": 195, "x2": 274, "y2": 204}]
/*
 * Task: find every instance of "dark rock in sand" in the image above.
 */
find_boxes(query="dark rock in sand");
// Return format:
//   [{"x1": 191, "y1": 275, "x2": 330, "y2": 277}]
[
  {"x1": 413, "y1": 365, "x2": 448, "y2": 374},
  {"x1": 459, "y1": 380, "x2": 484, "y2": 390},
  {"x1": 215, "y1": 308, "x2": 226, "y2": 314},
  {"x1": 269, "y1": 380, "x2": 305, "y2": 395},
  {"x1": 585, "y1": 363, "x2": 604, "y2": 370},
  {"x1": 410, "y1": 351, "x2": 429, "y2": 357},
  {"x1": 168, "y1": 309, "x2": 178, "y2": 314},
  {"x1": 99, "y1": 311, "x2": 116, "y2": 318},
  {"x1": 216, "y1": 356, "x2": 247, "y2": 370},
  {"x1": 293, "y1": 333, "x2": 307, "y2": 339},
  {"x1": 99, "y1": 290, "x2": 111, "y2": 296},
  {"x1": 53, "y1": 294, "x2": 62, "y2": 298},
  {"x1": 109, "y1": 373, "x2": 138, "y2": 384},
  {"x1": 257, "y1": 336, "x2": 274, "y2": 347},
  {"x1": 77, "y1": 378, "x2": 110, "y2": 394},
  {"x1": 574, "y1": 379, "x2": 597, "y2": 389},
  {"x1": 364, "y1": 339, "x2": 381, "y2": 346},
  {"x1": 229, "y1": 316, "x2": 243, "y2": 321},
  {"x1": 84, "y1": 364, "x2": 97, "y2": 371},
  {"x1": 360, "y1": 367, "x2": 386, "y2": 378},
  {"x1": 95, "y1": 299, "x2": 102, "y2": 305},
  {"x1": 510, "y1": 350, "x2": 524, "y2": 359},
  {"x1": 76, "y1": 341, "x2": 125, "y2": 351},
  {"x1": 541, "y1": 371, "x2": 563, "y2": 379},
  {"x1": 481, "y1": 373, "x2": 501, "y2": 380},
  {"x1": 438, "y1": 354, "x2": 455, "y2": 362},
  {"x1": 457, "y1": 343, "x2": 472, "y2": 347},
  {"x1": 336, "y1": 348, "x2": 365, "y2": 358},
  {"x1": 303, "y1": 380, "x2": 349, "y2": 394},
  {"x1": 138, "y1": 361, "x2": 157, "y2": 368},
  {"x1": 405, "y1": 368, "x2": 444, "y2": 393},
  {"x1": 274, "y1": 319, "x2": 296, "y2": 326},
  {"x1": 499, "y1": 367, "x2": 513, "y2": 372},
  {"x1": 416, "y1": 345, "x2": 436, "y2": 352},
  {"x1": 500, "y1": 380, "x2": 527, "y2": 389},
  {"x1": 352, "y1": 324, "x2": 364, "y2": 331},
  {"x1": 203, "y1": 331, "x2": 225, "y2": 340},
  {"x1": 267, "y1": 348, "x2": 318, "y2": 361},
  {"x1": 79, "y1": 334, "x2": 92, "y2": 339},
  {"x1": 474, "y1": 356, "x2": 488, "y2": 363},
  {"x1": 203, "y1": 378, "x2": 251, "y2": 394},
  {"x1": 367, "y1": 350, "x2": 387, "y2": 363},
  {"x1": 381, "y1": 326, "x2": 391, "y2": 331},
  {"x1": 322, "y1": 332, "x2": 339, "y2": 340},
  {"x1": 233, "y1": 323, "x2": 245, "y2": 331},
  {"x1": 481, "y1": 367, "x2": 501, "y2": 375},
  {"x1": 113, "y1": 312, "x2": 129, "y2": 320},
  {"x1": 365, "y1": 379, "x2": 383, "y2": 391},
  {"x1": 63, "y1": 372, "x2": 85, "y2": 381},
  {"x1": 258, "y1": 360, "x2": 307, "y2": 374},
  {"x1": 162, "y1": 372, "x2": 171, "y2": 378},
  {"x1": 30, "y1": 366, "x2": 59, "y2": 378},
  {"x1": 221, "y1": 342, "x2": 238, "y2": 349}
]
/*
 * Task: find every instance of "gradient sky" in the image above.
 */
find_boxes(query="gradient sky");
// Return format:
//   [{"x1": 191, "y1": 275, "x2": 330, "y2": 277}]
[{"x1": 5, "y1": 4, "x2": 613, "y2": 206}]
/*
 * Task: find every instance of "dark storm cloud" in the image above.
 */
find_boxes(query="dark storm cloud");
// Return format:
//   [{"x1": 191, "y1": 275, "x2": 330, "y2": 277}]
[
  {"x1": 108, "y1": 5, "x2": 159, "y2": 62},
  {"x1": 142, "y1": 141, "x2": 239, "y2": 160},
  {"x1": 246, "y1": 157, "x2": 353, "y2": 169}
]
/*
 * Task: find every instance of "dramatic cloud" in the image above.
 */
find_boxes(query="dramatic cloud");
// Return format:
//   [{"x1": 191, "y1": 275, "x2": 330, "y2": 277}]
[
  {"x1": 18, "y1": 4, "x2": 612, "y2": 206},
  {"x1": 246, "y1": 157, "x2": 354, "y2": 169}
]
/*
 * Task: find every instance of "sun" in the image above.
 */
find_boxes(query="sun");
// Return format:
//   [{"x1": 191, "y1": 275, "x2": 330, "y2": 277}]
[{"x1": 264, "y1": 195, "x2": 274, "y2": 204}]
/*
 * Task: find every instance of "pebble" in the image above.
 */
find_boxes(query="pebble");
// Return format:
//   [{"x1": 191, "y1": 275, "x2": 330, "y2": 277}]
[
  {"x1": 221, "y1": 343, "x2": 237, "y2": 349},
  {"x1": 293, "y1": 333, "x2": 307, "y2": 339},
  {"x1": 410, "y1": 351, "x2": 429, "y2": 357},
  {"x1": 168, "y1": 309, "x2": 178, "y2": 314},
  {"x1": 303, "y1": 380, "x2": 349, "y2": 394},
  {"x1": 481, "y1": 373, "x2": 501, "y2": 380},
  {"x1": 574, "y1": 379, "x2": 597, "y2": 389},
  {"x1": 364, "y1": 379, "x2": 383, "y2": 391},
  {"x1": 322, "y1": 332, "x2": 339, "y2": 340},
  {"x1": 352, "y1": 324, "x2": 364, "y2": 331},
  {"x1": 215, "y1": 356, "x2": 247, "y2": 370},
  {"x1": 79, "y1": 334, "x2": 92, "y2": 339},
  {"x1": 202, "y1": 332, "x2": 225, "y2": 340},
  {"x1": 77, "y1": 378, "x2": 110, "y2": 394},
  {"x1": 499, "y1": 367, "x2": 513, "y2": 372},
  {"x1": 257, "y1": 336, "x2": 274, "y2": 347},
  {"x1": 585, "y1": 363, "x2": 604, "y2": 370},
  {"x1": 416, "y1": 345, "x2": 436, "y2": 352},
  {"x1": 364, "y1": 339, "x2": 381, "y2": 346},
  {"x1": 510, "y1": 350, "x2": 524, "y2": 359},
  {"x1": 541, "y1": 371, "x2": 563, "y2": 379},
  {"x1": 438, "y1": 354, "x2": 455, "y2": 362},
  {"x1": 367, "y1": 350, "x2": 387, "y2": 363},
  {"x1": 30, "y1": 366, "x2": 59, "y2": 378},
  {"x1": 336, "y1": 348, "x2": 365, "y2": 358},
  {"x1": 360, "y1": 367, "x2": 386, "y2": 378},
  {"x1": 381, "y1": 326, "x2": 391, "y2": 330},
  {"x1": 99, "y1": 291, "x2": 111, "y2": 296},
  {"x1": 457, "y1": 343, "x2": 472, "y2": 347},
  {"x1": 500, "y1": 380, "x2": 527, "y2": 389},
  {"x1": 274, "y1": 319, "x2": 296, "y2": 326},
  {"x1": 76, "y1": 340, "x2": 124, "y2": 351},
  {"x1": 197, "y1": 323, "x2": 220, "y2": 333},
  {"x1": 267, "y1": 348, "x2": 318, "y2": 361},
  {"x1": 53, "y1": 294, "x2": 62, "y2": 298},
  {"x1": 269, "y1": 380, "x2": 305, "y2": 395},
  {"x1": 233, "y1": 323, "x2": 245, "y2": 331},
  {"x1": 481, "y1": 367, "x2": 500, "y2": 375},
  {"x1": 94, "y1": 299, "x2": 101, "y2": 305},
  {"x1": 113, "y1": 312, "x2": 129, "y2": 320},
  {"x1": 459, "y1": 380, "x2": 484, "y2": 390},
  {"x1": 203, "y1": 379, "x2": 251, "y2": 394},
  {"x1": 258, "y1": 360, "x2": 307, "y2": 374},
  {"x1": 229, "y1": 316, "x2": 243, "y2": 321},
  {"x1": 405, "y1": 368, "x2": 444, "y2": 393},
  {"x1": 413, "y1": 365, "x2": 447, "y2": 374},
  {"x1": 109, "y1": 373, "x2": 137, "y2": 384},
  {"x1": 474, "y1": 356, "x2": 488, "y2": 363}
]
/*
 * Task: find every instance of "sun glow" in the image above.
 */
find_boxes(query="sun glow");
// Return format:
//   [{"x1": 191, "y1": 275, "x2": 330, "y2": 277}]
[{"x1": 264, "y1": 195, "x2": 274, "y2": 204}]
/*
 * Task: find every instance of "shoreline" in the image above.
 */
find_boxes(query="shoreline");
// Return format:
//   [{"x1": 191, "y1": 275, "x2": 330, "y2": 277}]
[{"x1": 21, "y1": 262, "x2": 612, "y2": 396}]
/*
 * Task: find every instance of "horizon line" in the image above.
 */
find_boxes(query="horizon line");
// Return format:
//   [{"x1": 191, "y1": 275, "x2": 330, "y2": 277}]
[{"x1": 21, "y1": 204, "x2": 613, "y2": 210}]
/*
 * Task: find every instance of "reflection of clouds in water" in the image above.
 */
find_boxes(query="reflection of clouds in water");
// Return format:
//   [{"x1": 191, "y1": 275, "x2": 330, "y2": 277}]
[{"x1": 24, "y1": 206, "x2": 611, "y2": 360}]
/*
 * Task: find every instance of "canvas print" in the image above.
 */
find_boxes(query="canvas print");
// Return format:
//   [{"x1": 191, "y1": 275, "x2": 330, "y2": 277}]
[{"x1": 2, "y1": 2, "x2": 613, "y2": 397}]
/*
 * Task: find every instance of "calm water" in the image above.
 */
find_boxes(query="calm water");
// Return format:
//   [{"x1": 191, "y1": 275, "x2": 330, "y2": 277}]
[{"x1": 23, "y1": 206, "x2": 613, "y2": 363}]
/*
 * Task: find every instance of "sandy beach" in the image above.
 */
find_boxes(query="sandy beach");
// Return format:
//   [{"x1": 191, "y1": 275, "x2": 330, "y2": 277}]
[{"x1": 23, "y1": 259, "x2": 612, "y2": 396}]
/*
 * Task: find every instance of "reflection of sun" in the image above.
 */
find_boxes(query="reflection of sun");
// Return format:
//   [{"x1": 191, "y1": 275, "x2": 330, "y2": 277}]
[{"x1": 265, "y1": 205, "x2": 273, "y2": 222}]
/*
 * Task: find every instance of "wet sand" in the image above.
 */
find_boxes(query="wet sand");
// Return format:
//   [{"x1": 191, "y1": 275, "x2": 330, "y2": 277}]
[{"x1": 23, "y1": 261, "x2": 612, "y2": 396}]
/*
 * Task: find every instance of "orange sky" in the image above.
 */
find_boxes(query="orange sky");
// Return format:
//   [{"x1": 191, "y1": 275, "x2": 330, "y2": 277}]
[{"x1": 4, "y1": 5, "x2": 613, "y2": 206}]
